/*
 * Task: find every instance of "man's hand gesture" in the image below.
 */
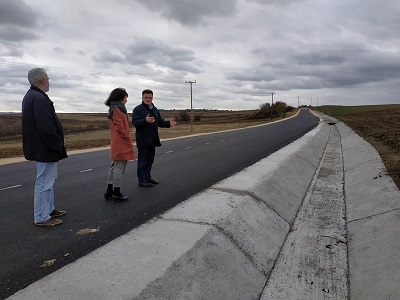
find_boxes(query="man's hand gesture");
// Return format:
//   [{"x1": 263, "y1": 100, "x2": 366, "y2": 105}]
[{"x1": 146, "y1": 114, "x2": 155, "y2": 123}]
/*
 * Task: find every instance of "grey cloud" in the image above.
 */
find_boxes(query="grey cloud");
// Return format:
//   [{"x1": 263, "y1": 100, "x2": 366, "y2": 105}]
[
  {"x1": 0, "y1": 64, "x2": 31, "y2": 98},
  {"x1": 291, "y1": 52, "x2": 347, "y2": 66},
  {"x1": 93, "y1": 37, "x2": 203, "y2": 74},
  {"x1": 231, "y1": 75, "x2": 325, "y2": 94},
  {"x1": 0, "y1": 0, "x2": 39, "y2": 43},
  {"x1": 0, "y1": 26, "x2": 39, "y2": 42},
  {"x1": 45, "y1": 67, "x2": 91, "y2": 89},
  {"x1": 249, "y1": 0, "x2": 303, "y2": 4},
  {"x1": 0, "y1": 0, "x2": 37, "y2": 27},
  {"x1": 134, "y1": 0, "x2": 237, "y2": 26},
  {"x1": 93, "y1": 50, "x2": 125, "y2": 64},
  {"x1": 339, "y1": 1, "x2": 400, "y2": 41},
  {"x1": 323, "y1": 55, "x2": 400, "y2": 88},
  {"x1": 0, "y1": 64, "x2": 84, "y2": 93},
  {"x1": 53, "y1": 47, "x2": 65, "y2": 54},
  {"x1": 228, "y1": 42, "x2": 400, "y2": 93},
  {"x1": 0, "y1": 45, "x2": 24, "y2": 57},
  {"x1": 227, "y1": 69, "x2": 276, "y2": 82},
  {"x1": 124, "y1": 38, "x2": 203, "y2": 73}
]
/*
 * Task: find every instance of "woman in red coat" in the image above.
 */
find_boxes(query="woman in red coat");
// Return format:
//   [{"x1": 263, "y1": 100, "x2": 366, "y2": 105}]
[{"x1": 104, "y1": 88, "x2": 136, "y2": 200}]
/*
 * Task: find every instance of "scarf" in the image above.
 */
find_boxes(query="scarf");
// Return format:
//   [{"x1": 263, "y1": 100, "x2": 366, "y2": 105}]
[{"x1": 108, "y1": 101, "x2": 128, "y2": 120}]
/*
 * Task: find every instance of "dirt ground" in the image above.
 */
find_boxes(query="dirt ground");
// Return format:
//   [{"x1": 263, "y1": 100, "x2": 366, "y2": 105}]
[{"x1": 333, "y1": 108, "x2": 400, "y2": 190}]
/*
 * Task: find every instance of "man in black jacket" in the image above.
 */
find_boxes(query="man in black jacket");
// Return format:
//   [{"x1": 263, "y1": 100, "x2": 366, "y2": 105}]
[
  {"x1": 22, "y1": 68, "x2": 68, "y2": 226},
  {"x1": 132, "y1": 89, "x2": 177, "y2": 187}
]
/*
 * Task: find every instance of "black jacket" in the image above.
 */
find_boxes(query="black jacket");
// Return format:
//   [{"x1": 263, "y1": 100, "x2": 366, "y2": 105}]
[
  {"x1": 132, "y1": 102, "x2": 170, "y2": 148},
  {"x1": 21, "y1": 86, "x2": 68, "y2": 162}
]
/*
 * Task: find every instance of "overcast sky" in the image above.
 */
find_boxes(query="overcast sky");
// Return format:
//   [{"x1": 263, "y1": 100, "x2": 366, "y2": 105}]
[{"x1": 0, "y1": 0, "x2": 399, "y2": 113}]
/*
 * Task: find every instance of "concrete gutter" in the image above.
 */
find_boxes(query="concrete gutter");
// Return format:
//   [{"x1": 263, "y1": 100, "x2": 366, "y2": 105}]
[{"x1": 8, "y1": 117, "x2": 400, "y2": 300}]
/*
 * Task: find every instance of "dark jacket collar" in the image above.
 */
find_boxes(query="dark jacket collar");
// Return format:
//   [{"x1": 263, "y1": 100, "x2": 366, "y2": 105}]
[
  {"x1": 141, "y1": 101, "x2": 154, "y2": 109},
  {"x1": 30, "y1": 85, "x2": 51, "y2": 101}
]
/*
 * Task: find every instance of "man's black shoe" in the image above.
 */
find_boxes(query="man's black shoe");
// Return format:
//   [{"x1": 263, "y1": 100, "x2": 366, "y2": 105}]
[
  {"x1": 147, "y1": 178, "x2": 159, "y2": 184},
  {"x1": 50, "y1": 209, "x2": 66, "y2": 218},
  {"x1": 139, "y1": 181, "x2": 153, "y2": 187},
  {"x1": 112, "y1": 193, "x2": 129, "y2": 200}
]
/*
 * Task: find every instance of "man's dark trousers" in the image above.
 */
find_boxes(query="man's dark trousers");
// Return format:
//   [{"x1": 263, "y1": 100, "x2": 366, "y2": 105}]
[{"x1": 137, "y1": 146, "x2": 156, "y2": 182}]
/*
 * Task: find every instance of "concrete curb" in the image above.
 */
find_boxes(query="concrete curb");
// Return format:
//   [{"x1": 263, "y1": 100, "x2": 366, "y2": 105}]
[
  {"x1": 336, "y1": 120, "x2": 400, "y2": 300},
  {"x1": 8, "y1": 118, "x2": 400, "y2": 299}
]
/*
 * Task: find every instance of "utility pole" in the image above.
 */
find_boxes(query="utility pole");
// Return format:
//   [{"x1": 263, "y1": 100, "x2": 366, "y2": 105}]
[
  {"x1": 185, "y1": 80, "x2": 196, "y2": 133},
  {"x1": 317, "y1": 97, "x2": 319, "y2": 107},
  {"x1": 297, "y1": 96, "x2": 300, "y2": 108},
  {"x1": 310, "y1": 97, "x2": 313, "y2": 107},
  {"x1": 269, "y1": 92, "x2": 276, "y2": 105}
]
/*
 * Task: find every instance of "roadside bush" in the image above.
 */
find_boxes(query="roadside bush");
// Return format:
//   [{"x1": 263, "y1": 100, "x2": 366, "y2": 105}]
[
  {"x1": 251, "y1": 101, "x2": 288, "y2": 119},
  {"x1": 286, "y1": 106, "x2": 294, "y2": 112},
  {"x1": 275, "y1": 101, "x2": 287, "y2": 113},
  {"x1": 179, "y1": 110, "x2": 190, "y2": 121},
  {"x1": 194, "y1": 114, "x2": 202, "y2": 122}
]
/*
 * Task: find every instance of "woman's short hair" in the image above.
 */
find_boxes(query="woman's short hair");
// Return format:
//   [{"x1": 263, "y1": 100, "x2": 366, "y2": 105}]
[
  {"x1": 28, "y1": 68, "x2": 47, "y2": 85},
  {"x1": 105, "y1": 88, "x2": 128, "y2": 106}
]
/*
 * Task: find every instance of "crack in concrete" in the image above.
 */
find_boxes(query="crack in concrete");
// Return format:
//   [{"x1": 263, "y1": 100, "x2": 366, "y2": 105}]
[{"x1": 347, "y1": 207, "x2": 400, "y2": 224}]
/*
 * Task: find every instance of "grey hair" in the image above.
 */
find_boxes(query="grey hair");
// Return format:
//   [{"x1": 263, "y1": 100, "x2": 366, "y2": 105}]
[{"x1": 28, "y1": 68, "x2": 47, "y2": 85}]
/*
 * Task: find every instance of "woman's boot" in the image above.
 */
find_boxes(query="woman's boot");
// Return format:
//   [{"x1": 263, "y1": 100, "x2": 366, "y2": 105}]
[
  {"x1": 104, "y1": 184, "x2": 113, "y2": 200},
  {"x1": 112, "y1": 187, "x2": 128, "y2": 201}
]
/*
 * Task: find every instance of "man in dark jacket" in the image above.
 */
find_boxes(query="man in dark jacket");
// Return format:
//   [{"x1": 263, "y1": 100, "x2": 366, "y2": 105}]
[
  {"x1": 132, "y1": 89, "x2": 177, "y2": 187},
  {"x1": 22, "y1": 68, "x2": 68, "y2": 226}
]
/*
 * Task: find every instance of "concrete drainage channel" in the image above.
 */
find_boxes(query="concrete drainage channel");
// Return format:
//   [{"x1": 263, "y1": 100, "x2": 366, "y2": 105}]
[
  {"x1": 261, "y1": 123, "x2": 348, "y2": 299},
  {"x1": 9, "y1": 116, "x2": 400, "y2": 300}
]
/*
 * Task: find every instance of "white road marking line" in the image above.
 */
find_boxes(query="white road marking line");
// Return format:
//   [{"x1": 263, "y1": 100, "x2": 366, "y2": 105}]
[
  {"x1": 0, "y1": 184, "x2": 22, "y2": 191},
  {"x1": 185, "y1": 147, "x2": 191, "y2": 150},
  {"x1": 80, "y1": 169, "x2": 93, "y2": 173},
  {"x1": 166, "y1": 151, "x2": 174, "y2": 153},
  {"x1": 206, "y1": 142, "x2": 210, "y2": 144}
]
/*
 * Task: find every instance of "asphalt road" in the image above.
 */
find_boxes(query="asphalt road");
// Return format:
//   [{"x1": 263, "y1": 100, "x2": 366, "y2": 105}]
[{"x1": 0, "y1": 109, "x2": 319, "y2": 299}]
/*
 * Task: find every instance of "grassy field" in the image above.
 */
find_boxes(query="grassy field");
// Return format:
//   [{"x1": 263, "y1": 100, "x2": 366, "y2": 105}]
[{"x1": 315, "y1": 104, "x2": 400, "y2": 116}]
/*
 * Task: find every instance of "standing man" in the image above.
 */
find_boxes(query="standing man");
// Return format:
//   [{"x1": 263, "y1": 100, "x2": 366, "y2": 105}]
[
  {"x1": 22, "y1": 68, "x2": 68, "y2": 226},
  {"x1": 132, "y1": 89, "x2": 177, "y2": 187}
]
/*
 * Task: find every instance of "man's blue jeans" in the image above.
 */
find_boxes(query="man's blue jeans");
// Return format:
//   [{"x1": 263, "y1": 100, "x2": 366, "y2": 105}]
[
  {"x1": 137, "y1": 146, "x2": 155, "y2": 183},
  {"x1": 34, "y1": 162, "x2": 58, "y2": 223}
]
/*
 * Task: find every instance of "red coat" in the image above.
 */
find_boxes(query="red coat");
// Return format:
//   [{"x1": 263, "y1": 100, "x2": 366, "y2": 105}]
[{"x1": 109, "y1": 108, "x2": 136, "y2": 161}]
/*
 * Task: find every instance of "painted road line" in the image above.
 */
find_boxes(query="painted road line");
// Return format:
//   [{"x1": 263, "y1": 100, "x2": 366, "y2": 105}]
[{"x1": 0, "y1": 185, "x2": 22, "y2": 191}]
